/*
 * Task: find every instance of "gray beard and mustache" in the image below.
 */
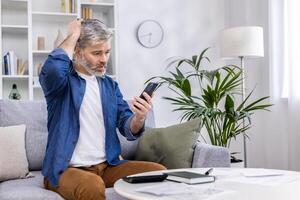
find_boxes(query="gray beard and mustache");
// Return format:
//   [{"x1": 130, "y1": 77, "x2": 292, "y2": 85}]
[{"x1": 76, "y1": 54, "x2": 106, "y2": 77}]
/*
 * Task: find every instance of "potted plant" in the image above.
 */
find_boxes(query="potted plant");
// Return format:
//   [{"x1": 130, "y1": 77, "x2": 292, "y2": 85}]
[{"x1": 147, "y1": 48, "x2": 272, "y2": 162}]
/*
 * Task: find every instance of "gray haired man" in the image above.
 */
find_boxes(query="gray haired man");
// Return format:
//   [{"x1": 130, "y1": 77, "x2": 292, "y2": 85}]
[{"x1": 40, "y1": 19, "x2": 165, "y2": 200}]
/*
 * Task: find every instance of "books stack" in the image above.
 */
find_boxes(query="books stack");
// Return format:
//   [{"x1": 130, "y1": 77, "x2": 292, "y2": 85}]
[
  {"x1": 61, "y1": 0, "x2": 76, "y2": 13},
  {"x1": 81, "y1": 7, "x2": 93, "y2": 20},
  {"x1": 164, "y1": 171, "x2": 215, "y2": 184},
  {"x1": 3, "y1": 51, "x2": 27, "y2": 75}
]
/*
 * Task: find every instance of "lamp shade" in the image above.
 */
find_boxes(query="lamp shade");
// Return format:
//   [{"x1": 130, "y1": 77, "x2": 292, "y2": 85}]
[{"x1": 220, "y1": 26, "x2": 264, "y2": 59}]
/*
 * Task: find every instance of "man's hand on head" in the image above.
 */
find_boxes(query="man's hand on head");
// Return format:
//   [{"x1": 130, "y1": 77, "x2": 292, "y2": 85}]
[
  {"x1": 67, "y1": 18, "x2": 82, "y2": 40},
  {"x1": 59, "y1": 19, "x2": 83, "y2": 60}
]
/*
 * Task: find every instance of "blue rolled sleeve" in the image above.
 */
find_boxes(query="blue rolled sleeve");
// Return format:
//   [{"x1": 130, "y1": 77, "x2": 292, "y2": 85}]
[
  {"x1": 39, "y1": 48, "x2": 71, "y2": 98},
  {"x1": 123, "y1": 115, "x2": 145, "y2": 141}
]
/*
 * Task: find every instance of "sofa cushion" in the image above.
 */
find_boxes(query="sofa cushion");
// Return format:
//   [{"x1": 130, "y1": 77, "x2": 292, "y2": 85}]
[
  {"x1": 0, "y1": 100, "x2": 48, "y2": 171},
  {"x1": 135, "y1": 118, "x2": 201, "y2": 169},
  {"x1": 0, "y1": 171, "x2": 64, "y2": 200},
  {"x1": 0, "y1": 124, "x2": 30, "y2": 181},
  {"x1": 0, "y1": 171, "x2": 126, "y2": 200}
]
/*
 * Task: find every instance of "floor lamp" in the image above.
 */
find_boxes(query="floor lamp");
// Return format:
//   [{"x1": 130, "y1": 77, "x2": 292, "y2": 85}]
[{"x1": 219, "y1": 26, "x2": 264, "y2": 167}]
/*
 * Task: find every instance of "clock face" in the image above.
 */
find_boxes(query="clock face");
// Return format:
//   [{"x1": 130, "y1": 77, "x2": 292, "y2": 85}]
[{"x1": 137, "y1": 20, "x2": 164, "y2": 48}]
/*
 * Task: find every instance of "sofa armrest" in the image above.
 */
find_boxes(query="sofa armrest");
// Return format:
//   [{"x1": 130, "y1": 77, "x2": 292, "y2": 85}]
[{"x1": 192, "y1": 142, "x2": 230, "y2": 168}]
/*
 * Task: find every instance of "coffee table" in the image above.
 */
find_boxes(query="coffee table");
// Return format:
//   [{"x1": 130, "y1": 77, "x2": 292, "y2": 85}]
[{"x1": 114, "y1": 168, "x2": 300, "y2": 200}]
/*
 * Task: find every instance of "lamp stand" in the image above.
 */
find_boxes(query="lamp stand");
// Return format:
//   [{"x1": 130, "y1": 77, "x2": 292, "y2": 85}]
[{"x1": 240, "y1": 56, "x2": 247, "y2": 168}]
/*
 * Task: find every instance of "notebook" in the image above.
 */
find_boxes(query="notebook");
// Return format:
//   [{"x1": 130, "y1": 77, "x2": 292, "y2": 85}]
[{"x1": 164, "y1": 171, "x2": 215, "y2": 184}]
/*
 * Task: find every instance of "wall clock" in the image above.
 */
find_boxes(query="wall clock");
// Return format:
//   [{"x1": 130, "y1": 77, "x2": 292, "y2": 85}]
[{"x1": 137, "y1": 20, "x2": 164, "y2": 48}]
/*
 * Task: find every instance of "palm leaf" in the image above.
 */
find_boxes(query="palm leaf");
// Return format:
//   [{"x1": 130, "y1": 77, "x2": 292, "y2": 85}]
[
  {"x1": 145, "y1": 47, "x2": 272, "y2": 148},
  {"x1": 195, "y1": 47, "x2": 210, "y2": 70}
]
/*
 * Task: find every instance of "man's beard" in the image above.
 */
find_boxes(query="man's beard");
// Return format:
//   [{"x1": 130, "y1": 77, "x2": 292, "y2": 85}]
[{"x1": 77, "y1": 55, "x2": 106, "y2": 77}]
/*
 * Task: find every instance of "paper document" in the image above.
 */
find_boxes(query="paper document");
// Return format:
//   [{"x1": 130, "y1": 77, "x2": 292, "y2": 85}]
[
  {"x1": 223, "y1": 169, "x2": 300, "y2": 186},
  {"x1": 228, "y1": 175, "x2": 300, "y2": 186},
  {"x1": 135, "y1": 182, "x2": 234, "y2": 199},
  {"x1": 241, "y1": 168, "x2": 284, "y2": 177}
]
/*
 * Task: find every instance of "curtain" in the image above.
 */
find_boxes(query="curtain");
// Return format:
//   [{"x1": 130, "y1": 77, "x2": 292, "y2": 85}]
[{"x1": 267, "y1": 0, "x2": 300, "y2": 170}]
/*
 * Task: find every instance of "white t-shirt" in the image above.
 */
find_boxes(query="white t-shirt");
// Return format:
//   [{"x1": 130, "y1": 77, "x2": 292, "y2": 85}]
[{"x1": 69, "y1": 72, "x2": 106, "y2": 167}]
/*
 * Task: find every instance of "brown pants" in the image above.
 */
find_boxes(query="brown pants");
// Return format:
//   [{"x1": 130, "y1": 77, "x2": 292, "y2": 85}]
[{"x1": 44, "y1": 161, "x2": 166, "y2": 200}]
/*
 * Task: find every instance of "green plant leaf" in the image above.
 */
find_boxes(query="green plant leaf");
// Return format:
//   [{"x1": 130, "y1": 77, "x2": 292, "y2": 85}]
[
  {"x1": 192, "y1": 55, "x2": 197, "y2": 65},
  {"x1": 225, "y1": 95, "x2": 234, "y2": 112},
  {"x1": 145, "y1": 47, "x2": 273, "y2": 148},
  {"x1": 181, "y1": 79, "x2": 191, "y2": 96},
  {"x1": 177, "y1": 59, "x2": 194, "y2": 68},
  {"x1": 195, "y1": 47, "x2": 210, "y2": 70}
]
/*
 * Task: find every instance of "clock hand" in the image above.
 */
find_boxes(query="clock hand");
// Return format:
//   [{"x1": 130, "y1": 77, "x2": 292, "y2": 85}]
[
  {"x1": 148, "y1": 33, "x2": 152, "y2": 43},
  {"x1": 139, "y1": 33, "x2": 151, "y2": 38}
]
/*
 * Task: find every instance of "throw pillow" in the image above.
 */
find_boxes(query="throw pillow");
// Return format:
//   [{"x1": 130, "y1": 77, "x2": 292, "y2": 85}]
[
  {"x1": 135, "y1": 118, "x2": 201, "y2": 169},
  {"x1": 0, "y1": 124, "x2": 30, "y2": 181}
]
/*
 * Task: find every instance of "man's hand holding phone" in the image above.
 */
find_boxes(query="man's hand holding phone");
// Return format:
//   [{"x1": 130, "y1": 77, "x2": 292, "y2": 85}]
[
  {"x1": 132, "y1": 82, "x2": 158, "y2": 118},
  {"x1": 132, "y1": 91, "x2": 153, "y2": 121},
  {"x1": 130, "y1": 82, "x2": 158, "y2": 134}
]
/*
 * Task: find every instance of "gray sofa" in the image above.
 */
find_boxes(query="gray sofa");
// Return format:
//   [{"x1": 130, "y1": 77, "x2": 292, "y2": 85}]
[{"x1": 0, "y1": 100, "x2": 230, "y2": 200}]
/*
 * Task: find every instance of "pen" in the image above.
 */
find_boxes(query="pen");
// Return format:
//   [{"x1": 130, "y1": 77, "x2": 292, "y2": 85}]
[{"x1": 205, "y1": 168, "x2": 213, "y2": 175}]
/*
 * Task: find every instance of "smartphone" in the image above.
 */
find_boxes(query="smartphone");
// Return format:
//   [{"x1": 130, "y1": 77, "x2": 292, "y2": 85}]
[
  {"x1": 139, "y1": 82, "x2": 159, "y2": 100},
  {"x1": 122, "y1": 174, "x2": 168, "y2": 184}
]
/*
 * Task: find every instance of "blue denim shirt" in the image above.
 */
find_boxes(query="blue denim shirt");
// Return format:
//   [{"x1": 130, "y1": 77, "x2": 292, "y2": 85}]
[{"x1": 39, "y1": 48, "x2": 144, "y2": 187}]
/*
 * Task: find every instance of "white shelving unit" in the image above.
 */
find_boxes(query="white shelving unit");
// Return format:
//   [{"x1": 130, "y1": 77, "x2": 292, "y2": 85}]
[{"x1": 0, "y1": 0, "x2": 118, "y2": 100}]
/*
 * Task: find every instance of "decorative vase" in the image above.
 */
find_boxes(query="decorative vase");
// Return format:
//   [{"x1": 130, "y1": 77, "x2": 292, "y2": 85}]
[
  {"x1": 54, "y1": 30, "x2": 65, "y2": 48},
  {"x1": 9, "y1": 84, "x2": 21, "y2": 100},
  {"x1": 37, "y1": 36, "x2": 45, "y2": 50}
]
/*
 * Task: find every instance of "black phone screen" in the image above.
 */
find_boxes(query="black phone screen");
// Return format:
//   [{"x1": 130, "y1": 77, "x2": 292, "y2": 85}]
[{"x1": 139, "y1": 82, "x2": 158, "y2": 100}]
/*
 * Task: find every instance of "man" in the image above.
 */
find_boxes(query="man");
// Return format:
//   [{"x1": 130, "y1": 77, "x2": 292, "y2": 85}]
[{"x1": 39, "y1": 19, "x2": 166, "y2": 200}]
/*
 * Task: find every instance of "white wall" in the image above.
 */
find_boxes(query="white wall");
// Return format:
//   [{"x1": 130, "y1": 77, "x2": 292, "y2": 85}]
[{"x1": 117, "y1": 0, "x2": 226, "y2": 127}]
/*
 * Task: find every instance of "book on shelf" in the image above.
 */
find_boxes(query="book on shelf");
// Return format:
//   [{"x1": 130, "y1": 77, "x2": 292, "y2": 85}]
[
  {"x1": 3, "y1": 51, "x2": 17, "y2": 75},
  {"x1": 81, "y1": 7, "x2": 84, "y2": 19},
  {"x1": 3, "y1": 53, "x2": 10, "y2": 75},
  {"x1": 8, "y1": 51, "x2": 18, "y2": 75},
  {"x1": 61, "y1": 0, "x2": 75, "y2": 13},
  {"x1": 164, "y1": 171, "x2": 215, "y2": 184},
  {"x1": 89, "y1": 8, "x2": 93, "y2": 19},
  {"x1": 81, "y1": 7, "x2": 93, "y2": 20},
  {"x1": 70, "y1": 0, "x2": 75, "y2": 13},
  {"x1": 17, "y1": 59, "x2": 27, "y2": 75},
  {"x1": 60, "y1": 0, "x2": 66, "y2": 12},
  {"x1": 2, "y1": 51, "x2": 27, "y2": 75}
]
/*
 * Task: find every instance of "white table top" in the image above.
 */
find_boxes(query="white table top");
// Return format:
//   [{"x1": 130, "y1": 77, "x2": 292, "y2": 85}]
[{"x1": 114, "y1": 168, "x2": 300, "y2": 200}]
